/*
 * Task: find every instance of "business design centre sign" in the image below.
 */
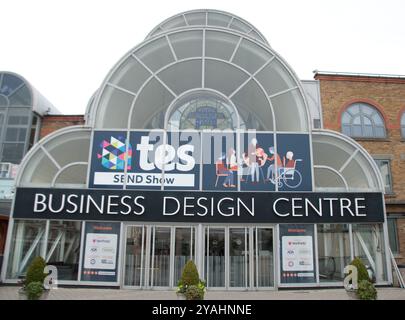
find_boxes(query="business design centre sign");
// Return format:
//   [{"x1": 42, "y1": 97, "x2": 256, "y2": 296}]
[
  {"x1": 88, "y1": 130, "x2": 313, "y2": 192},
  {"x1": 13, "y1": 188, "x2": 385, "y2": 224}
]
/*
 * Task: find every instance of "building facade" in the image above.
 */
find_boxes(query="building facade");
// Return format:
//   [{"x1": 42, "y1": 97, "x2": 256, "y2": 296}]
[
  {"x1": 315, "y1": 71, "x2": 405, "y2": 266},
  {"x1": 0, "y1": 72, "x2": 59, "y2": 271},
  {"x1": 1, "y1": 10, "x2": 392, "y2": 290}
]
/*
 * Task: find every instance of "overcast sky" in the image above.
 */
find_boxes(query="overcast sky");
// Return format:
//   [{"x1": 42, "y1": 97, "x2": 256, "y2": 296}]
[{"x1": 1, "y1": 0, "x2": 404, "y2": 114}]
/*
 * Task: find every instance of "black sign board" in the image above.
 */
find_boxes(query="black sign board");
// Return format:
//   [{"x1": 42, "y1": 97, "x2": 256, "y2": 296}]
[{"x1": 13, "y1": 187, "x2": 385, "y2": 224}]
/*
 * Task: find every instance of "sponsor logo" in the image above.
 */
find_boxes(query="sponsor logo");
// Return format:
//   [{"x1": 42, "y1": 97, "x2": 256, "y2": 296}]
[{"x1": 97, "y1": 136, "x2": 132, "y2": 170}]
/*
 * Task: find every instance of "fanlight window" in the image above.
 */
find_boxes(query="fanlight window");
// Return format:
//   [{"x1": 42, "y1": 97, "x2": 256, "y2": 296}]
[{"x1": 341, "y1": 103, "x2": 386, "y2": 138}]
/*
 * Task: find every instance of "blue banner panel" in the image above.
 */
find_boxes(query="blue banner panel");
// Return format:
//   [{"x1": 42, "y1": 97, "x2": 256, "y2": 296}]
[
  {"x1": 81, "y1": 221, "x2": 120, "y2": 282},
  {"x1": 201, "y1": 131, "x2": 238, "y2": 191},
  {"x1": 275, "y1": 133, "x2": 312, "y2": 191},
  {"x1": 239, "y1": 132, "x2": 275, "y2": 191}
]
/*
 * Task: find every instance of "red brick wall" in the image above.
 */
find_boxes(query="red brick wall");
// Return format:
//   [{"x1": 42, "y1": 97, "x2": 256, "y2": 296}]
[
  {"x1": 316, "y1": 73, "x2": 405, "y2": 264},
  {"x1": 40, "y1": 115, "x2": 85, "y2": 139}
]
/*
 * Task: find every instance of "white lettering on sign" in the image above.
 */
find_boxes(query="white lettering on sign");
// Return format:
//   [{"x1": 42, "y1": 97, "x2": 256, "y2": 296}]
[{"x1": 137, "y1": 136, "x2": 195, "y2": 172}]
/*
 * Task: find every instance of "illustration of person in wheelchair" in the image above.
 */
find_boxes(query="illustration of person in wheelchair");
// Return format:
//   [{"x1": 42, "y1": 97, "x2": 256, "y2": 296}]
[{"x1": 266, "y1": 148, "x2": 303, "y2": 189}]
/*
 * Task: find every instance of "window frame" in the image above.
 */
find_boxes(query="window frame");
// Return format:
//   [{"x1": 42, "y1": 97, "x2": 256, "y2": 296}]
[
  {"x1": 373, "y1": 158, "x2": 393, "y2": 194},
  {"x1": 400, "y1": 112, "x2": 405, "y2": 138},
  {"x1": 387, "y1": 217, "x2": 400, "y2": 255},
  {"x1": 341, "y1": 103, "x2": 386, "y2": 139}
]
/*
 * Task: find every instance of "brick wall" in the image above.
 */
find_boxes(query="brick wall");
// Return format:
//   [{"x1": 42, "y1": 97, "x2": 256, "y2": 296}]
[
  {"x1": 315, "y1": 73, "x2": 405, "y2": 264},
  {"x1": 40, "y1": 115, "x2": 85, "y2": 139}
]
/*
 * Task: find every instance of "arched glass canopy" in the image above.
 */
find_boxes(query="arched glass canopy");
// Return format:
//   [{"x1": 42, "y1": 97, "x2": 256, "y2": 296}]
[
  {"x1": 17, "y1": 126, "x2": 91, "y2": 188},
  {"x1": 0, "y1": 73, "x2": 32, "y2": 107},
  {"x1": 312, "y1": 130, "x2": 384, "y2": 192},
  {"x1": 147, "y1": 9, "x2": 269, "y2": 45},
  {"x1": 91, "y1": 27, "x2": 310, "y2": 132}
]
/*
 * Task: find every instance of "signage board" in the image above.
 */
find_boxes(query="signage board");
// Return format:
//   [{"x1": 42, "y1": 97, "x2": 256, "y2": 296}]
[
  {"x1": 280, "y1": 224, "x2": 316, "y2": 284},
  {"x1": 14, "y1": 187, "x2": 385, "y2": 224},
  {"x1": 80, "y1": 221, "x2": 120, "y2": 282}
]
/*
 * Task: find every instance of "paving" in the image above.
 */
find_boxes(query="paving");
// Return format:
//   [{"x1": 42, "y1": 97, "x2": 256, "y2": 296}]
[{"x1": 0, "y1": 285, "x2": 404, "y2": 300}]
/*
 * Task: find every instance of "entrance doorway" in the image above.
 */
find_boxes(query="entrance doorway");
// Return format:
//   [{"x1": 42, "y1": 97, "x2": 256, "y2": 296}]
[
  {"x1": 204, "y1": 226, "x2": 274, "y2": 289},
  {"x1": 123, "y1": 225, "x2": 195, "y2": 289},
  {"x1": 123, "y1": 224, "x2": 274, "y2": 290}
]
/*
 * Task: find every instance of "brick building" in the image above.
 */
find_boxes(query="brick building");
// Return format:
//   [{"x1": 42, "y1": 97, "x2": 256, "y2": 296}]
[{"x1": 315, "y1": 71, "x2": 405, "y2": 265}]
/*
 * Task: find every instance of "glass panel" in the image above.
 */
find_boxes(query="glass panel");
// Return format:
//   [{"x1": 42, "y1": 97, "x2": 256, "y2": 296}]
[
  {"x1": 402, "y1": 127, "x2": 405, "y2": 138},
  {"x1": 8, "y1": 85, "x2": 31, "y2": 106},
  {"x1": 168, "y1": 30, "x2": 203, "y2": 60},
  {"x1": 387, "y1": 218, "x2": 399, "y2": 255},
  {"x1": 135, "y1": 37, "x2": 174, "y2": 72},
  {"x1": 255, "y1": 59, "x2": 295, "y2": 97},
  {"x1": 352, "y1": 224, "x2": 388, "y2": 283},
  {"x1": 229, "y1": 228, "x2": 248, "y2": 287},
  {"x1": 348, "y1": 104, "x2": 360, "y2": 115},
  {"x1": 5, "y1": 127, "x2": 27, "y2": 142},
  {"x1": 125, "y1": 226, "x2": 146, "y2": 287},
  {"x1": 109, "y1": 56, "x2": 151, "y2": 95},
  {"x1": 7, "y1": 220, "x2": 46, "y2": 279},
  {"x1": 255, "y1": 228, "x2": 274, "y2": 287},
  {"x1": 361, "y1": 104, "x2": 374, "y2": 116},
  {"x1": 352, "y1": 116, "x2": 361, "y2": 125},
  {"x1": 341, "y1": 112, "x2": 351, "y2": 124},
  {"x1": 375, "y1": 126, "x2": 386, "y2": 138},
  {"x1": 341, "y1": 124, "x2": 351, "y2": 136},
  {"x1": 46, "y1": 221, "x2": 82, "y2": 280},
  {"x1": 374, "y1": 159, "x2": 392, "y2": 193},
  {"x1": 174, "y1": 228, "x2": 194, "y2": 286},
  {"x1": 207, "y1": 12, "x2": 231, "y2": 27},
  {"x1": 372, "y1": 113, "x2": 383, "y2": 125},
  {"x1": 206, "y1": 228, "x2": 225, "y2": 287},
  {"x1": 152, "y1": 227, "x2": 171, "y2": 287},
  {"x1": 1, "y1": 74, "x2": 23, "y2": 96},
  {"x1": 352, "y1": 125, "x2": 362, "y2": 137},
  {"x1": 1, "y1": 143, "x2": 25, "y2": 163},
  {"x1": 205, "y1": 31, "x2": 239, "y2": 61},
  {"x1": 363, "y1": 125, "x2": 373, "y2": 137},
  {"x1": 232, "y1": 39, "x2": 273, "y2": 74},
  {"x1": 317, "y1": 224, "x2": 351, "y2": 282}
]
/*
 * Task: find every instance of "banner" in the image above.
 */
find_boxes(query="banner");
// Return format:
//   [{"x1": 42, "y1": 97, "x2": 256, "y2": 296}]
[
  {"x1": 81, "y1": 221, "x2": 120, "y2": 282},
  {"x1": 88, "y1": 130, "x2": 312, "y2": 192},
  {"x1": 279, "y1": 224, "x2": 316, "y2": 284},
  {"x1": 14, "y1": 187, "x2": 385, "y2": 224}
]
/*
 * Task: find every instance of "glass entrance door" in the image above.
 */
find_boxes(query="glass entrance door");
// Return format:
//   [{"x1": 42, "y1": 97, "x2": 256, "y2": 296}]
[
  {"x1": 254, "y1": 227, "x2": 274, "y2": 288},
  {"x1": 229, "y1": 228, "x2": 248, "y2": 288},
  {"x1": 123, "y1": 225, "x2": 195, "y2": 288},
  {"x1": 204, "y1": 226, "x2": 274, "y2": 289},
  {"x1": 205, "y1": 228, "x2": 226, "y2": 288}
]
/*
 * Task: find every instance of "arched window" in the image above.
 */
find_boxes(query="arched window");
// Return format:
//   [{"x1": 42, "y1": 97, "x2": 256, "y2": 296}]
[
  {"x1": 400, "y1": 112, "x2": 405, "y2": 138},
  {"x1": 341, "y1": 103, "x2": 386, "y2": 138}
]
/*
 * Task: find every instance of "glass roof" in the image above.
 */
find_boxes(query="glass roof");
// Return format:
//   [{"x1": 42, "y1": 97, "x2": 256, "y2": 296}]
[{"x1": 147, "y1": 9, "x2": 269, "y2": 45}]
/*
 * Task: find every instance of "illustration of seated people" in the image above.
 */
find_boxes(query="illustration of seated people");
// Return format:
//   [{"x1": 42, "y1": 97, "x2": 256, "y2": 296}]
[
  {"x1": 215, "y1": 148, "x2": 238, "y2": 188},
  {"x1": 265, "y1": 146, "x2": 282, "y2": 183},
  {"x1": 246, "y1": 138, "x2": 268, "y2": 184},
  {"x1": 238, "y1": 151, "x2": 250, "y2": 182},
  {"x1": 283, "y1": 151, "x2": 296, "y2": 170}
]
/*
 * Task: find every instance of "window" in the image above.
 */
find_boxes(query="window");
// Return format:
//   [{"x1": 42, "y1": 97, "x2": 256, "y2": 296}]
[
  {"x1": 387, "y1": 217, "x2": 399, "y2": 255},
  {"x1": 401, "y1": 112, "x2": 405, "y2": 138},
  {"x1": 341, "y1": 103, "x2": 386, "y2": 138},
  {"x1": 374, "y1": 159, "x2": 393, "y2": 193},
  {"x1": 0, "y1": 108, "x2": 31, "y2": 163}
]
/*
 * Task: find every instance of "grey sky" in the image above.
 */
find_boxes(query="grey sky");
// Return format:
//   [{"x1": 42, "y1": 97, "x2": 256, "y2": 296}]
[{"x1": 1, "y1": 0, "x2": 404, "y2": 114}]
